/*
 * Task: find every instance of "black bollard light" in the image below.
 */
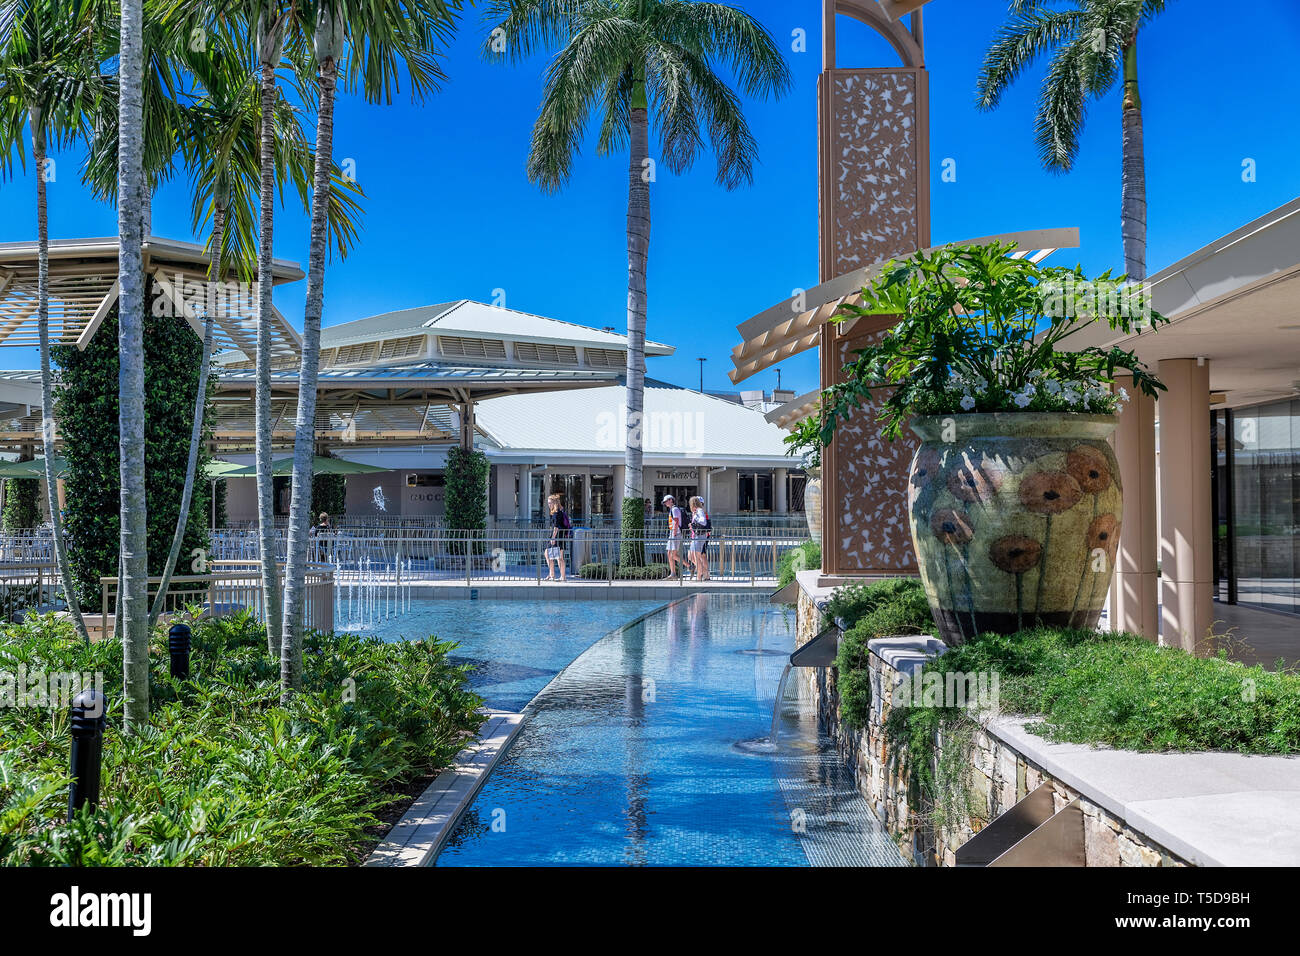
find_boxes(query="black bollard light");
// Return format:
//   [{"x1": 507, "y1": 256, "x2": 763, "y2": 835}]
[
  {"x1": 168, "y1": 622, "x2": 192, "y2": 681},
  {"x1": 68, "y1": 689, "x2": 105, "y2": 821}
]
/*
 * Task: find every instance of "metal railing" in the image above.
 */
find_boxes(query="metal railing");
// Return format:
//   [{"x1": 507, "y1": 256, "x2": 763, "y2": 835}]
[
  {"x1": 210, "y1": 528, "x2": 805, "y2": 587},
  {"x1": 217, "y1": 512, "x2": 811, "y2": 534},
  {"x1": 0, "y1": 562, "x2": 59, "y2": 620},
  {"x1": 99, "y1": 564, "x2": 334, "y2": 639}
]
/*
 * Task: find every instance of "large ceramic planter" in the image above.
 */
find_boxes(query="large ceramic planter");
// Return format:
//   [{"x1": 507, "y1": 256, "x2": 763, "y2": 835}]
[
  {"x1": 908, "y1": 413, "x2": 1121, "y2": 645},
  {"x1": 803, "y1": 469, "x2": 822, "y2": 546}
]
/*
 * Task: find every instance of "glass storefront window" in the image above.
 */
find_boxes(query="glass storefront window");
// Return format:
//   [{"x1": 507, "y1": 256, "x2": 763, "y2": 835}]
[{"x1": 1223, "y1": 399, "x2": 1300, "y2": 615}]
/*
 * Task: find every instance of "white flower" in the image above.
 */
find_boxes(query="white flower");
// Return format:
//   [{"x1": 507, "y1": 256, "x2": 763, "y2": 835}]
[
  {"x1": 960, "y1": 395, "x2": 976, "y2": 411},
  {"x1": 1013, "y1": 391, "x2": 1033, "y2": 408},
  {"x1": 1062, "y1": 388, "x2": 1080, "y2": 404},
  {"x1": 1044, "y1": 379, "x2": 1063, "y2": 396},
  {"x1": 1118, "y1": 387, "x2": 1130, "y2": 403}
]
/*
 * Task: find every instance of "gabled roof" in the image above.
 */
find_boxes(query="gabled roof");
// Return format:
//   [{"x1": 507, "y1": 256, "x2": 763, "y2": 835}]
[
  {"x1": 321, "y1": 299, "x2": 674, "y2": 355},
  {"x1": 474, "y1": 378, "x2": 791, "y2": 462}
]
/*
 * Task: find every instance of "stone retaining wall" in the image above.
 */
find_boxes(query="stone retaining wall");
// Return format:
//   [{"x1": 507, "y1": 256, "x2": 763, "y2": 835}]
[{"x1": 794, "y1": 586, "x2": 1189, "y2": 867}]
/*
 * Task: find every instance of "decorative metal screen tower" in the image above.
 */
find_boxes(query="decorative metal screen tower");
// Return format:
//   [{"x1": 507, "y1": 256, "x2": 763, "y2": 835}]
[{"x1": 818, "y1": 1, "x2": 930, "y2": 577}]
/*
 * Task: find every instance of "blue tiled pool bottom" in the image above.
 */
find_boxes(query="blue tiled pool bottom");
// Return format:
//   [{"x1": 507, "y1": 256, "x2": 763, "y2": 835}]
[
  {"x1": 437, "y1": 594, "x2": 907, "y2": 866},
  {"x1": 370, "y1": 598, "x2": 666, "y2": 712}
]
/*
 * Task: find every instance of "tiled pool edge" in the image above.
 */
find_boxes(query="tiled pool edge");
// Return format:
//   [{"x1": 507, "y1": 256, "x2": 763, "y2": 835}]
[{"x1": 364, "y1": 711, "x2": 524, "y2": 868}]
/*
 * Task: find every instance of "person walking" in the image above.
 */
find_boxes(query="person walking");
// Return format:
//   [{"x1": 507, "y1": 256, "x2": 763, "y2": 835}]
[
  {"x1": 688, "y1": 495, "x2": 712, "y2": 581},
  {"x1": 663, "y1": 494, "x2": 685, "y2": 578},
  {"x1": 545, "y1": 493, "x2": 571, "y2": 581}
]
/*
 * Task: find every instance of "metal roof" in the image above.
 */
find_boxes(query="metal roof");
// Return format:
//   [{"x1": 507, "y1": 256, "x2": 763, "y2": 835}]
[
  {"x1": 320, "y1": 298, "x2": 674, "y2": 355},
  {"x1": 474, "y1": 378, "x2": 793, "y2": 462}
]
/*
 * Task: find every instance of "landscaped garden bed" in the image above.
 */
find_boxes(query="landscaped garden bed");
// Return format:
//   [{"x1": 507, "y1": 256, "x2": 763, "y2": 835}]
[{"x1": 0, "y1": 612, "x2": 481, "y2": 866}]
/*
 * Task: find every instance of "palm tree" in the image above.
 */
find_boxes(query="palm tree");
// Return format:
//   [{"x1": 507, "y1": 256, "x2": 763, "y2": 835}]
[
  {"x1": 279, "y1": 0, "x2": 459, "y2": 694},
  {"x1": 485, "y1": 0, "x2": 790, "y2": 545},
  {"x1": 115, "y1": 0, "x2": 151, "y2": 731},
  {"x1": 976, "y1": 0, "x2": 1170, "y2": 282},
  {"x1": 0, "y1": 0, "x2": 101, "y2": 646}
]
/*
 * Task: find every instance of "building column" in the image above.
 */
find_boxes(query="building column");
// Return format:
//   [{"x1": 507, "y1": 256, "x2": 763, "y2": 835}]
[
  {"x1": 774, "y1": 467, "x2": 788, "y2": 514},
  {"x1": 1109, "y1": 375, "x2": 1159, "y2": 639},
  {"x1": 613, "y1": 465, "x2": 627, "y2": 508},
  {"x1": 515, "y1": 464, "x2": 528, "y2": 520},
  {"x1": 1157, "y1": 358, "x2": 1213, "y2": 653}
]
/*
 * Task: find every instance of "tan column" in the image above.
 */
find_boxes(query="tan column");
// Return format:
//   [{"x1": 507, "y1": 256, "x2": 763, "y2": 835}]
[
  {"x1": 515, "y1": 464, "x2": 528, "y2": 520},
  {"x1": 774, "y1": 467, "x2": 789, "y2": 514},
  {"x1": 1109, "y1": 375, "x2": 1159, "y2": 639},
  {"x1": 1156, "y1": 359, "x2": 1213, "y2": 653}
]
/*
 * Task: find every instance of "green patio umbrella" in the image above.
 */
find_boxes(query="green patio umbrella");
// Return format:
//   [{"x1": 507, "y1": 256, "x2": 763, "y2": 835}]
[
  {"x1": 0, "y1": 458, "x2": 67, "y2": 478},
  {"x1": 204, "y1": 459, "x2": 248, "y2": 479},
  {"x1": 225, "y1": 456, "x2": 390, "y2": 478}
]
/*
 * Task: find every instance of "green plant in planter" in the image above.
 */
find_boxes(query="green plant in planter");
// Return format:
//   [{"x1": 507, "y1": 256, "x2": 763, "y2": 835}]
[
  {"x1": 816, "y1": 241, "x2": 1169, "y2": 442},
  {"x1": 815, "y1": 242, "x2": 1171, "y2": 644}
]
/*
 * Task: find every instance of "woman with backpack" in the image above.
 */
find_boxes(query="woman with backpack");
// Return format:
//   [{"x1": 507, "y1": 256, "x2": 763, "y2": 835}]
[
  {"x1": 545, "y1": 493, "x2": 571, "y2": 581},
  {"x1": 688, "y1": 495, "x2": 712, "y2": 581}
]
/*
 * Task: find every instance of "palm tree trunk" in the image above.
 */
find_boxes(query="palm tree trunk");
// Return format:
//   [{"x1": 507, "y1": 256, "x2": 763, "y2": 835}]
[
  {"x1": 281, "y1": 55, "x2": 339, "y2": 695},
  {"x1": 117, "y1": 0, "x2": 151, "y2": 732},
  {"x1": 624, "y1": 96, "x2": 650, "y2": 505},
  {"x1": 1120, "y1": 34, "x2": 1147, "y2": 283},
  {"x1": 255, "y1": 42, "x2": 283, "y2": 659},
  {"x1": 30, "y1": 109, "x2": 90, "y2": 646},
  {"x1": 148, "y1": 205, "x2": 222, "y2": 627}
]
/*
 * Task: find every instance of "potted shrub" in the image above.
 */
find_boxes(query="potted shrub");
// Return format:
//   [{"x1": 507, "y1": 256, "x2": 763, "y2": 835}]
[{"x1": 816, "y1": 242, "x2": 1168, "y2": 645}]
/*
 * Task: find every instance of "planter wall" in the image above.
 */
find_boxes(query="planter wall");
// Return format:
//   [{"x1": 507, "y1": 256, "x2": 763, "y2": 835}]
[{"x1": 908, "y1": 413, "x2": 1122, "y2": 645}]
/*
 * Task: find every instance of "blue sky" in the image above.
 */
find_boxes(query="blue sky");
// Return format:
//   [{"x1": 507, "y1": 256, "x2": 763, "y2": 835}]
[{"x1": 2, "y1": 0, "x2": 1297, "y2": 396}]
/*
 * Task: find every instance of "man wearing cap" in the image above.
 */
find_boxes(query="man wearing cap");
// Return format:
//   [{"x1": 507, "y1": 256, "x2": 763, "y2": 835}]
[{"x1": 663, "y1": 494, "x2": 685, "y2": 578}]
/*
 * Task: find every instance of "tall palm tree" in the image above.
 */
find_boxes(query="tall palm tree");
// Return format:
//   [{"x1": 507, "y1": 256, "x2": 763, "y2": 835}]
[
  {"x1": 976, "y1": 0, "x2": 1170, "y2": 282},
  {"x1": 0, "y1": 0, "x2": 102, "y2": 646},
  {"x1": 116, "y1": 0, "x2": 151, "y2": 731},
  {"x1": 485, "y1": 0, "x2": 790, "y2": 541},
  {"x1": 279, "y1": 0, "x2": 460, "y2": 694}
]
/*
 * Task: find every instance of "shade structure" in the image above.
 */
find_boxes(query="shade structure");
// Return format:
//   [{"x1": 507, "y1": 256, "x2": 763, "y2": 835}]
[
  {"x1": 225, "y1": 456, "x2": 390, "y2": 478},
  {"x1": 204, "y1": 459, "x2": 248, "y2": 479},
  {"x1": 0, "y1": 458, "x2": 66, "y2": 478}
]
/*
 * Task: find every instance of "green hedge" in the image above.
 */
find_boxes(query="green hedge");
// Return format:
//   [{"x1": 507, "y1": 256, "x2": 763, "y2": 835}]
[
  {"x1": 312, "y1": 471, "x2": 346, "y2": 520},
  {"x1": 52, "y1": 304, "x2": 214, "y2": 609},
  {"x1": 0, "y1": 611, "x2": 482, "y2": 865},
  {"x1": 619, "y1": 495, "x2": 646, "y2": 568},
  {"x1": 578, "y1": 562, "x2": 671, "y2": 581},
  {"x1": 444, "y1": 447, "x2": 488, "y2": 532},
  {"x1": 1, "y1": 478, "x2": 40, "y2": 531},
  {"x1": 830, "y1": 578, "x2": 935, "y2": 728},
  {"x1": 776, "y1": 539, "x2": 820, "y2": 587}
]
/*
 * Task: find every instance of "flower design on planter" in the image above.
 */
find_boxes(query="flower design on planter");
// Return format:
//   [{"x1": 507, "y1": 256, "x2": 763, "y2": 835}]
[
  {"x1": 1067, "y1": 444, "x2": 1112, "y2": 495},
  {"x1": 989, "y1": 535, "x2": 1043, "y2": 574},
  {"x1": 1086, "y1": 513, "x2": 1121, "y2": 562},
  {"x1": 946, "y1": 455, "x2": 1004, "y2": 504},
  {"x1": 909, "y1": 447, "x2": 945, "y2": 508},
  {"x1": 929, "y1": 508, "x2": 973, "y2": 546},
  {"x1": 1019, "y1": 470, "x2": 1083, "y2": 514}
]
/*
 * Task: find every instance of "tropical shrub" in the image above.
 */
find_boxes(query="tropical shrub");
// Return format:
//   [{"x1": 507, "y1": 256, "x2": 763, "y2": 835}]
[
  {"x1": 0, "y1": 611, "x2": 481, "y2": 866},
  {"x1": 312, "y1": 471, "x2": 346, "y2": 520},
  {"x1": 776, "y1": 539, "x2": 820, "y2": 588},
  {"x1": 829, "y1": 578, "x2": 936, "y2": 728},
  {"x1": 815, "y1": 242, "x2": 1170, "y2": 441}
]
